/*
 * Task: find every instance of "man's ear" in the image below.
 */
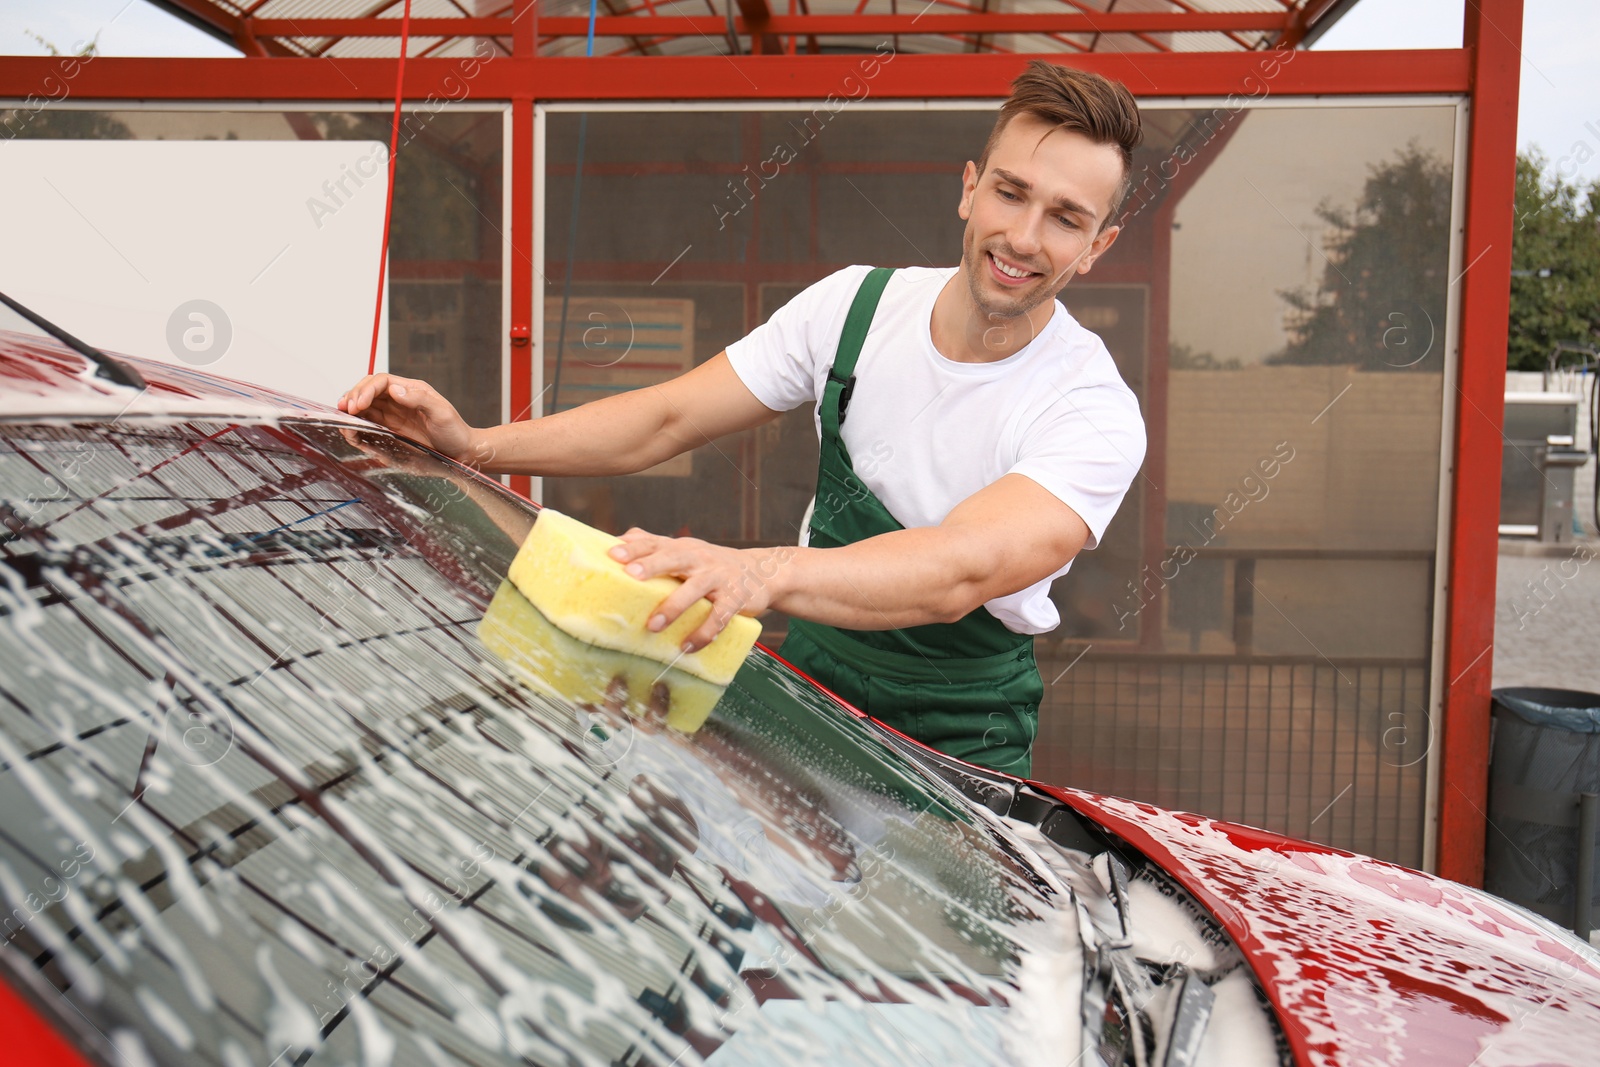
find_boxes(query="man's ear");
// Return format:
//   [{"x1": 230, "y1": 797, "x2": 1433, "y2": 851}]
[
  {"x1": 1077, "y1": 223, "x2": 1122, "y2": 275},
  {"x1": 958, "y1": 160, "x2": 979, "y2": 221}
]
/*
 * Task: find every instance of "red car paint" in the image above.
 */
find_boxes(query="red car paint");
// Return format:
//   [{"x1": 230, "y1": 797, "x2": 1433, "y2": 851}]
[
  {"x1": 0, "y1": 974, "x2": 95, "y2": 1067},
  {"x1": 1041, "y1": 786, "x2": 1600, "y2": 1066}
]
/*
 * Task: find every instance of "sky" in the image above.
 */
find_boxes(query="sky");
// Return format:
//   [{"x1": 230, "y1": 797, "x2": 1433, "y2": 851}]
[
  {"x1": 1312, "y1": 0, "x2": 1600, "y2": 185},
  {"x1": 1, "y1": 0, "x2": 1596, "y2": 183}
]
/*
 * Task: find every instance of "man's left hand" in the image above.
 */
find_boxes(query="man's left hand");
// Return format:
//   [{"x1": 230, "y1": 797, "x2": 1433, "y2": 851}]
[{"x1": 608, "y1": 530, "x2": 784, "y2": 653}]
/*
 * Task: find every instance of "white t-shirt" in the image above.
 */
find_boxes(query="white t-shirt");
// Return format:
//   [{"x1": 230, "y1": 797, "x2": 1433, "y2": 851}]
[{"x1": 725, "y1": 264, "x2": 1146, "y2": 635}]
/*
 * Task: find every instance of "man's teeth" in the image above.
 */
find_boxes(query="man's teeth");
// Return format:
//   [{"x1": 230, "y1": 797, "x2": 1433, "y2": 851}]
[{"x1": 993, "y1": 255, "x2": 1032, "y2": 279}]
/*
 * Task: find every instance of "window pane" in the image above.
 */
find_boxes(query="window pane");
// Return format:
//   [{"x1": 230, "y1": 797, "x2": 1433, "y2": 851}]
[
  {"x1": 0, "y1": 107, "x2": 505, "y2": 430},
  {"x1": 542, "y1": 102, "x2": 1458, "y2": 867}
]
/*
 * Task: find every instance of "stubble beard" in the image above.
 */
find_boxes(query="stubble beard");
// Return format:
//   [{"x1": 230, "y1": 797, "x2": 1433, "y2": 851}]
[{"x1": 962, "y1": 227, "x2": 1063, "y2": 325}]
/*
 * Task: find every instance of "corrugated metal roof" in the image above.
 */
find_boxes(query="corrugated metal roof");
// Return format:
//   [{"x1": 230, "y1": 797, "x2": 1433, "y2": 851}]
[{"x1": 158, "y1": 0, "x2": 1339, "y2": 60}]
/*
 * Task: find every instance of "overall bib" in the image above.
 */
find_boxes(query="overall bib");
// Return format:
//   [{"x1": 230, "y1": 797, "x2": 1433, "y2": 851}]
[{"x1": 778, "y1": 268, "x2": 1044, "y2": 777}]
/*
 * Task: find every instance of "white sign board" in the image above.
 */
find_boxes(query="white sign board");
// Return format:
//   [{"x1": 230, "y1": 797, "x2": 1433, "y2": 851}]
[{"x1": 0, "y1": 139, "x2": 390, "y2": 405}]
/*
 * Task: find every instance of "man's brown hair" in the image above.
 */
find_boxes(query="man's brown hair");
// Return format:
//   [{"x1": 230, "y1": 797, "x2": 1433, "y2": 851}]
[{"x1": 976, "y1": 61, "x2": 1144, "y2": 226}]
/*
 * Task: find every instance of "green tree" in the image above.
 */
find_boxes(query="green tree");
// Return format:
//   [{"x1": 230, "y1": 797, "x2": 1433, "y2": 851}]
[
  {"x1": 1508, "y1": 151, "x2": 1600, "y2": 371},
  {"x1": 1270, "y1": 143, "x2": 1452, "y2": 371}
]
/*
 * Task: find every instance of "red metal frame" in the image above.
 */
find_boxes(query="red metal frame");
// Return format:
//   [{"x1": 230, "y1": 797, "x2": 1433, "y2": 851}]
[
  {"x1": 1436, "y1": 0, "x2": 1523, "y2": 887},
  {"x1": 0, "y1": 7, "x2": 1512, "y2": 885},
  {"x1": 244, "y1": 12, "x2": 1295, "y2": 39},
  {"x1": 511, "y1": 93, "x2": 534, "y2": 501},
  {"x1": 0, "y1": 12, "x2": 1534, "y2": 1057},
  {"x1": 0, "y1": 50, "x2": 1472, "y2": 100},
  {"x1": 156, "y1": 1, "x2": 1308, "y2": 57}
]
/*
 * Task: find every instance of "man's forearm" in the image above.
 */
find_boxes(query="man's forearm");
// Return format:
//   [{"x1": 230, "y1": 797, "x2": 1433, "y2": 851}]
[
  {"x1": 467, "y1": 386, "x2": 695, "y2": 477},
  {"x1": 759, "y1": 528, "x2": 990, "y2": 631},
  {"x1": 612, "y1": 473, "x2": 1087, "y2": 653}
]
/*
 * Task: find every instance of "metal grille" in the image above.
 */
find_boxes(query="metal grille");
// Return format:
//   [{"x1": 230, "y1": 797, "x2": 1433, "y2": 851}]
[{"x1": 1033, "y1": 647, "x2": 1432, "y2": 868}]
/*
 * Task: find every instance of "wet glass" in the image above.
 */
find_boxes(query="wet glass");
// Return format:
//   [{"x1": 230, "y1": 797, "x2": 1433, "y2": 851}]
[
  {"x1": 0, "y1": 416, "x2": 1063, "y2": 1066},
  {"x1": 542, "y1": 101, "x2": 1459, "y2": 868}
]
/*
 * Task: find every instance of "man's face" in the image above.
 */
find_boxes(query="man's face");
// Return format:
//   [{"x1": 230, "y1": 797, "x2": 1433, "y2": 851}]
[{"x1": 957, "y1": 113, "x2": 1126, "y2": 322}]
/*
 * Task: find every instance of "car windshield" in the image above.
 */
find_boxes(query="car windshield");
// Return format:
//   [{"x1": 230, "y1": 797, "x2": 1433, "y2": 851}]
[{"x1": 0, "y1": 417, "x2": 1075, "y2": 1067}]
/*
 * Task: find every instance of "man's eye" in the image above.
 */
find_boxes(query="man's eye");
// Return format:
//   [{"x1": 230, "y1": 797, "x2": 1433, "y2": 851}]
[
  {"x1": 1056, "y1": 215, "x2": 1079, "y2": 229},
  {"x1": 997, "y1": 188, "x2": 1020, "y2": 201}
]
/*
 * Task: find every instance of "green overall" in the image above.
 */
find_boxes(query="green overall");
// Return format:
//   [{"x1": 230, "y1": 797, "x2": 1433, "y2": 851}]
[{"x1": 778, "y1": 267, "x2": 1044, "y2": 778}]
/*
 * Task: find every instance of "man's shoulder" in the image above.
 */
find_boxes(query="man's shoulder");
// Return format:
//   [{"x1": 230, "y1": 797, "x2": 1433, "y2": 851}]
[
  {"x1": 1040, "y1": 312, "x2": 1143, "y2": 416},
  {"x1": 812, "y1": 263, "x2": 955, "y2": 295},
  {"x1": 887, "y1": 264, "x2": 959, "y2": 285},
  {"x1": 1052, "y1": 309, "x2": 1126, "y2": 375},
  {"x1": 786, "y1": 265, "x2": 954, "y2": 329},
  {"x1": 788, "y1": 265, "x2": 877, "y2": 316}
]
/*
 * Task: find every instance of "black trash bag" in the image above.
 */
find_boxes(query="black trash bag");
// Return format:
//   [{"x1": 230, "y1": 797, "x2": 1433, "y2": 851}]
[{"x1": 1485, "y1": 688, "x2": 1600, "y2": 929}]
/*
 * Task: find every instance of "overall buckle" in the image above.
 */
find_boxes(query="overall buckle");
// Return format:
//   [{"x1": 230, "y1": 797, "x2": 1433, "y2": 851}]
[{"x1": 830, "y1": 372, "x2": 857, "y2": 424}]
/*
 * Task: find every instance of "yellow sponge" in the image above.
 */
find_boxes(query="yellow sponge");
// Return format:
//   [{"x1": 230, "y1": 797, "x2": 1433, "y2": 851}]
[
  {"x1": 506, "y1": 509, "x2": 762, "y2": 686},
  {"x1": 479, "y1": 581, "x2": 725, "y2": 733}
]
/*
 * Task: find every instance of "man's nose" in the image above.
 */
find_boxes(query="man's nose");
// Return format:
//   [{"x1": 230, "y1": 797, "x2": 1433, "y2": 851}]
[{"x1": 1009, "y1": 210, "x2": 1044, "y2": 257}]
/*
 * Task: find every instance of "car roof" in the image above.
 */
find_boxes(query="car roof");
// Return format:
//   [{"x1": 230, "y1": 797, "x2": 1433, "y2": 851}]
[{"x1": 0, "y1": 328, "x2": 368, "y2": 425}]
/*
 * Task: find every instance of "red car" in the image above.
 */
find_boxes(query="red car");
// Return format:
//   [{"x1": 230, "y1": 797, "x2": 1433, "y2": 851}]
[{"x1": 2, "y1": 322, "x2": 1599, "y2": 1067}]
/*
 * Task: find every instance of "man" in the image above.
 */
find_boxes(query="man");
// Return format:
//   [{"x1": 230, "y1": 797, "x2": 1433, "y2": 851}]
[{"x1": 339, "y1": 61, "x2": 1147, "y2": 778}]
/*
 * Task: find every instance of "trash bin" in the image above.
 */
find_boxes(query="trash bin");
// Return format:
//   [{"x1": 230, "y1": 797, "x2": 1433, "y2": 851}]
[{"x1": 1485, "y1": 687, "x2": 1600, "y2": 939}]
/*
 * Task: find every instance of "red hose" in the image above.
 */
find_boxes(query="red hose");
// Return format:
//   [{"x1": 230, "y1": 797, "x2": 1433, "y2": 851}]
[{"x1": 367, "y1": 0, "x2": 414, "y2": 377}]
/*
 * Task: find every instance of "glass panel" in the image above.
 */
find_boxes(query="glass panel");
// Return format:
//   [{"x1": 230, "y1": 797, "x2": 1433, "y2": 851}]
[
  {"x1": 542, "y1": 102, "x2": 1457, "y2": 867},
  {"x1": 0, "y1": 418, "x2": 1059, "y2": 1065},
  {"x1": 0, "y1": 107, "x2": 505, "y2": 430}
]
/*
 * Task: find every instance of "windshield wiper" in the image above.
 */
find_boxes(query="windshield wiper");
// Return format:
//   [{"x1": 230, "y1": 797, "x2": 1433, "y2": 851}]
[{"x1": 0, "y1": 288, "x2": 146, "y2": 389}]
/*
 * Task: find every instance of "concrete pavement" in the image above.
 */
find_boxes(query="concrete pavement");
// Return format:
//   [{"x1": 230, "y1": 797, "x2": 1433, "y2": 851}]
[{"x1": 1494, "y1": 540, "x2": 1600, "y2": 694}]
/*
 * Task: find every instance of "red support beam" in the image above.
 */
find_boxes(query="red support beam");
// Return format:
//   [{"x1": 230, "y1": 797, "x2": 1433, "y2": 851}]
[
  {"x1": 509, "y1": 95, "x2": 535, "y2": 501},
  {"x1": 249, "y1": 17, "x2": 495, "y2": 36},
  {"x1": 155, "y1": 0, "x2": 300, "y2": 55},
  {"x1": 246, "y1": 11, "x2": 1291, "y2": 40},
  {"x1": 513, "y1": 0, "x2": 537, "y2": 58},
  {"x1": 0, "y1": 50, "x2": 1472, "y2": 101},
  {"x1": 505, "y1": 0, "x2": 537, "y2": 500},
  {"x1": 1437, "y1": 0, "x2": 1524, "y2": 886},
  {"x1": 1277, "y1": 0, "x2": 1348, "y2": 49},
  {"x1": 732, "y1": 0, "x2": 783, "y2": 56}
]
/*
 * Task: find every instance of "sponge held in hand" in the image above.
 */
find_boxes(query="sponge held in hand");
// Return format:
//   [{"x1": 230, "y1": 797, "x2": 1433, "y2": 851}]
[
  {"x1": 479, "y1": 580, "x2": 726, "y2": 734},
  {"x1": 504, "y1": 509, "x2": 763, "y2": 687}
]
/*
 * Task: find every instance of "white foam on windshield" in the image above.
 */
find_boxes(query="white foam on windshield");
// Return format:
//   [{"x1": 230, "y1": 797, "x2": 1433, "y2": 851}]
[{"x1": 0, "y1": 417, "x2": 1102, "y2": 1067}]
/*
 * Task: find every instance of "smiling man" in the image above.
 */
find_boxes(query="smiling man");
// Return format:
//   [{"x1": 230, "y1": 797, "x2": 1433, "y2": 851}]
[{"x1": 340, "y1": 62, "x2": 1147, "y2": 777}]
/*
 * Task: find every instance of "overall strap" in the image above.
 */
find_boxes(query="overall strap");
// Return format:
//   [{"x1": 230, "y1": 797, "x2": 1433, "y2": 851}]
[{"x1": 820, "y1": 267, "x2": 894, "y2": 439}]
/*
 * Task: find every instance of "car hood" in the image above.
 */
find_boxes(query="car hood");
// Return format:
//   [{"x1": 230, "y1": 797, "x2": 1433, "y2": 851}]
[{"x1": 1047, "y1": 785, "x2": 1600, "y2": 1066}]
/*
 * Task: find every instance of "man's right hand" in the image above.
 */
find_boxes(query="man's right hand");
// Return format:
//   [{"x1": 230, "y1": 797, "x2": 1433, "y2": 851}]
[{"x1": 337, "y1": 374, "x2": 481, "y2": 463}]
